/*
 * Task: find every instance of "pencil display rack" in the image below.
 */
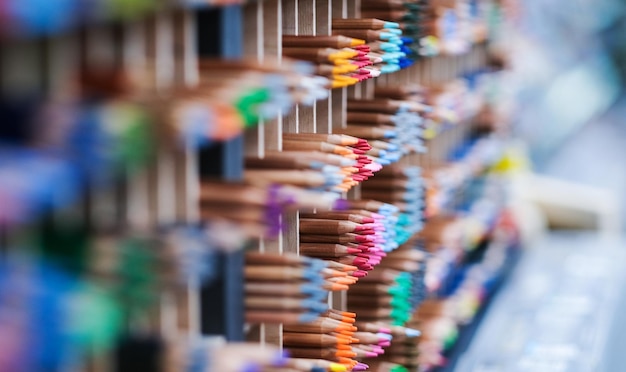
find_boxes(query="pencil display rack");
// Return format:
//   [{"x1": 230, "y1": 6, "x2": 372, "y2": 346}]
[{"x1": 0, "y1": 0, "x2": 519, "y2": 371}]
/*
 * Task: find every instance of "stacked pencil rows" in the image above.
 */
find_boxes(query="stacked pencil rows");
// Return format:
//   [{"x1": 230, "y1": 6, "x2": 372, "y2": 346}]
[
  {"x1": 353, "y1": 322, "x2": 423, "y2": 372},
  {"x1": 361, "y1": 0, "x2": 437, "y2": 58},
  {"x1": 345, "y1": 88, "x2": 430, "y2": 162},
  {"x1": 343, "y1": 82, "x2": 474, "y2": 164},
  {"x1": 283, "y1": 311, "x2": 365, "y2": 371},
  {"x1": 282, "y1": 18, "x2": 416, "y2": 88},
  {"x1": 348, "y1": 243, "x2": 426, "y2": 328},
  {"x1": 193, "y1": 59, "x2": 328, "y2": 142},
  {"x1": 347, "y1": 84, "x2": 459, "y2": 145},
  {"x1": 279, "y1": 133, "x2": 382, "y2": 192},
  {"x1": 299, "y1": 204, "x2": 392, "y2": 277},
  {"x1": 283, "y1": 35, "x2": 374, "y2": 89},
  {"x1": 245, "y1": 252, "x2": 366, "y2": 324},
  {"x1": 200, "y1": 181, "x2": 344, "y2": 238},
  {"x1": 343, "y1": 200, "x2": 403, "y2": 252},
  {"x1": 283, "y1": 313, "x2": 414, "y2": 372},
  {"x1": 332, "y1": 18, "x2": 410, "y2": 73},
  {"x1": 361, "y1": 165, "x2": 425, "y2": 246},
  {"x1": 372, "y1": 331, "x2": 421, "y2": 371}
]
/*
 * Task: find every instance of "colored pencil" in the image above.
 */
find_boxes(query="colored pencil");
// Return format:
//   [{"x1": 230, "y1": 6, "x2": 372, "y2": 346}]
[
  {"x1": 283, "y1": 317, "x2": 356, "y2": 334},
  {"x1": 283, "y1": 35, "x2": 366, "y2": 48},
  {"x1": 300, "y1": 219, "x2": 376, "y2": 235},
  {"x1": 299, "y1": 243, "x2": 363, "y2": 258},
  {"x1": 332, "y1": 18, "x2": 400, "y2": 30},
  {"x1": 284, "y1": 358, "x2": 348, "y2": 372},
  {"x1": 283, "y1": 133, "x2": 362, "y2": 146},
  {"x1": 300, "y1": 212, "x2": 375, "y2": 224},
  {"x1": 332, "y1": 29, "x2": 399, "y2": 43},
  {"x1": 282, "y1": 47, "x2": 359, "y2": 63}
]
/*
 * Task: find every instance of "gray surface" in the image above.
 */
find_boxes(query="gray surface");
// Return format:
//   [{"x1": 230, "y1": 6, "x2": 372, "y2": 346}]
[
  {"x1": 455, "y1": 232, "x2": 626, "y2": 372},
  {"x1": 538, "y1": 97, "x2": 626, "y2": 230}
]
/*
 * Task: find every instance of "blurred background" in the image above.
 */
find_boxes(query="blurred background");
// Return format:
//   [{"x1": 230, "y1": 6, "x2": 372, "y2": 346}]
[{"x1": 457, "y1": 1, "x2": 626, "y2": 371}]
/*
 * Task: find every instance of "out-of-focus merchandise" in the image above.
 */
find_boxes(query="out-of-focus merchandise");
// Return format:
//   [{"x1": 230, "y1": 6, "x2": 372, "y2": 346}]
[
  {"x1": 0, "y1": 0, "x2": 261, "y2": 37},
  {"x1": 0, "y1": 0, "x2": 158, "y2": 36},
  {"x1": 0, "y1": 224, "x2": 249, "y2": 370},
  {"x1": 0, "y1": 57, "x2": 328, "y2": 227},
  {"x1": 409, "y1": 136, "x2": 521, "y2": 370},
  {"x1": 429, "y1": 0, "x2": 492, "y2": 55}
]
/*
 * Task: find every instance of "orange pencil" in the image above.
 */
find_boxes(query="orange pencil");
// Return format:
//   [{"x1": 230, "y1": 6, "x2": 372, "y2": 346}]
[
  {"x1": 283, "y1": 317, "x2": 355, "y2": 333},
  {"x1": 285, "y1": 347, "x2": 357, "y2": 361},
  {"x1": 246, "y1": 311, "x2": 324, "y2": 324},
  {"x1": 325, "y1": 260, "x2": 359, "y2": 272},
  {"x1": 283, "y1": 35, "x2": 365, "y2": 48},
  {"x1": 282, "y1": 139, "x2": 354, "y2": 155},
  {"x1": 300, "y1": 243, "x2": 362, "y2": 257},
  {"x1": 282, "y1": 47, "x2": 358, "y2": 62},
  {"x1": 283, "y1": 133, "x2": 362, "y2": 146},
  {"x1": 282, "y1": 333, "x2": 351, "y2": 347}
]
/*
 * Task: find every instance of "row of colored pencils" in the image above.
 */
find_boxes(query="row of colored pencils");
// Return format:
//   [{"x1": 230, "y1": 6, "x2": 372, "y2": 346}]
[
  {"x1": 348, "y1": 241, "x2": 426, "y2": 327},
  {"x1": 200, "y1": 181, "x2": 344, "y2": 238},
  {"x1": 282, "y1": 17, "x2": 413, "y2": 88},
  {"x1": 361, "y1": 165, "x2": 426, "y2": 246},
  {"x1": 245, "y1": 133, "x2": 381, "y2": 194},
  {"x1": 245, "y1": 252, "x2": 365, "y2": 324}
]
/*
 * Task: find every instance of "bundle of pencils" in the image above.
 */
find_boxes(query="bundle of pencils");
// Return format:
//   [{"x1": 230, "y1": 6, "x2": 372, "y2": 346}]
[
  {"x1": 345, "y1": 97, "x2": 429, "y2": 162},
  {"x1": 282, "y1": 35, "x2": 375, "y2": 88},
  {"x1": 351, "y1": 321, "x2": 422, "y2": 371},
  {"x1": 343, "y1": 199, "x2": 406, "y2": 253},
  {"x1": 349, "y1": 327, "x2": 394, "y2": 369},
  {"x1": 300, "y1": 214, "x2": 381, "y2": 278},
  {"x1": 274, "y1": 133, "x2": 381, "y2": 192},
  {"x1": 374, "y1": 330, "x2": 421, "y2": 370},
  {"x1": 299, "y1": 200, "x2": 405, "y2": 277},
  {"x1": 348, "y1": 243, "x2": 426, "y2": 326},
  {"x1": 332, "y1": 18, "x2": 408, "y2": 73},
  {"x1": 360, "y1": 165, "x2": 425, "y2": 245},
  {"x1": 245, "y1": 253, "x2": 364, "y2": 324},
  {"x1": 176, "y1": 58, "x2": 328, "y2": 144},
  {"x1": 348, "y1": 267, "x2": 414, "y2": 326},
  {"x1": 367, "y1": 84, "x2": 462, "y2": 144},
  {"x1": 282, "y1": 310, "x2": 364, "y2": 371},
  {"x1": 360, "y1": 0, "x2": 438, "y2": 59},
  {"x1": 245, "y1": 252, "x2": 329, "y2": 324},
  {"x1": 200, "y1": 181, "x2": 344, "y2": 238}
]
